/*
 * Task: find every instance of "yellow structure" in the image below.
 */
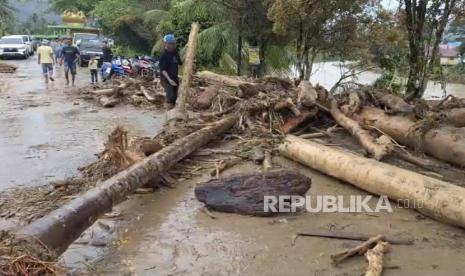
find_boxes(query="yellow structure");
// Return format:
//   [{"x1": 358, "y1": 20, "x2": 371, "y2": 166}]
[{"x1": 62, "y1": 11, "x2": 87, "y2": 27}]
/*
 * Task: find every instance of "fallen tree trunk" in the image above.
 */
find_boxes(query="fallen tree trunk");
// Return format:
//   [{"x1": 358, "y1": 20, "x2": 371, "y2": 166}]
[
  {"x1": 374, "y1": 92, "x2": 414, "y2": 114},
  {"x1": 359, "y1": 106, "x2": 465, "y2": 166},
  {"x1": 279, "y1": 136, "x2": 465, "y2": 229},
  {"x1": 176, "y1": 22, "x2": 200, "y2": 111},
  {"x1": 442, "y1": 108, "x2": 465, "y2": 127},
  {"x1": 18, "y1": 115, "x2": 238, "y2": 256},
  {"x1": 196, "y1": 71, "x2": 246, "y2": 88},
  {"x1": 330, "y1": 99, "x2": 390, "y2": 160}
]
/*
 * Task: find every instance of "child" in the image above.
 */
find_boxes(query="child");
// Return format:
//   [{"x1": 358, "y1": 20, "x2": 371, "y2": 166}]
[{"x1": 89, "y1": 55, "x2": 99, "y2": 84}]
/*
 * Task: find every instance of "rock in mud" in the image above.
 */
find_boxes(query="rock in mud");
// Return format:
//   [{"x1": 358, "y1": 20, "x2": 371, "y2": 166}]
[{"x1": 195, "y1": 170, "x2": 311, "y2": 216}]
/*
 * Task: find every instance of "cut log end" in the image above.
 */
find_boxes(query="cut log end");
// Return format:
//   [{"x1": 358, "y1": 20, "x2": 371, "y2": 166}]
[{"x1": 195, "y1": 170, "x2": 311, "y2": 216}]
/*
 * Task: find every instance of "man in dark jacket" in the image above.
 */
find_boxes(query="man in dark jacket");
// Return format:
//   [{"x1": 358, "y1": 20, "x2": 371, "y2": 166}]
[
  {"x1": 159, "y1": 34, "x2": 182, "y2": 109},
  {"x1": 102, "y1": 41, "x2": 113, "y2": 63}
]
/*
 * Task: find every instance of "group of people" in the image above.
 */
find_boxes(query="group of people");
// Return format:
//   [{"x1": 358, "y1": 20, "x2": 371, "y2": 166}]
[
  {"x1": 37, "y1": 39, "x2": 80, "y2": 86},
  {"x1": 36, "y1": 39, "x2": 113, "y2": 86},
  {"x1": 36, "y1": 34, "x2": 181, "y2": 110}
]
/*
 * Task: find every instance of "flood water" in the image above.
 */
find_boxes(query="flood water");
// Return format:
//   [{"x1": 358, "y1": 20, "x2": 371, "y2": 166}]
[{"x1": 308, "y1": 62, "x2": 465, "y2": 99}]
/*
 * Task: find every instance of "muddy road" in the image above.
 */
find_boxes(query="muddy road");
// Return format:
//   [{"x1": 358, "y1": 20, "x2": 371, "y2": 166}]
[{"x1": 0, "y1": 58, "x2": 164, "y2": 190}]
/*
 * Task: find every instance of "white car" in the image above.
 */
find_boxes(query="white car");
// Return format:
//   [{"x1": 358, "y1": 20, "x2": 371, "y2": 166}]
[
  {"x1": 10, "y1": 35, "x2": 34, "y2": 56},
  {"x1": 0, "y1": 36, "x2": 30, "y2": 59}
]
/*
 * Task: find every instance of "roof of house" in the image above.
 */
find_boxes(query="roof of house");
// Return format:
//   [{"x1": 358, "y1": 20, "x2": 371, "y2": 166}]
[{"x1": 439, "y1": 44, "x2": 460, "y2": 58}]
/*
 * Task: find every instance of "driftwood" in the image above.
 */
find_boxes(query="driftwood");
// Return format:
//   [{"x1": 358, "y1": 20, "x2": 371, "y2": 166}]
[
  {"x1": 210, "y1": 157, "x2": 242, "y2": 178},
  {"x1": 195, "y1": 170, "x2": 311, "y2": 216},
  {"x1": 441, "y1": 108, "x2": 465, "y2": 127},
  {"x1": 374, "y1": 91, "x2": 414, "y2": 113},
  {"x1": 176, "y1": 22, "x2": 200, "y2": 111},
  {"x1": 359, "y1": 106, "x2": 465, "y2": 166},
  {"x1": 365, "y1": 241, "x2": 389, "y2": 276},
  {"x1": 331, "y1": 235, "x2": 384, "y2": 264},
  {"x1": 340, "y1": 92, "x2": 362, "y2": 116},
  {"x1": 263, "y1": 151, "x2": 273, "y2": 171},
  {"x1": 194, "y1": 85, "x2": 219, "y2": 109},
  {"x1": 293, "y1": 231, "x2": 413, "y2": 245},
  {"x1": 279, "y1": 136, "x2": 465, "y2": 229},
  {"x1": 0, "y1": 62, "x2": 17, "y2": 73},
  {"x1": 140, "y1": 85, "x2": 155, "y2": 102},
  {"x1": 196, "y1": 71, "x2": 245, "y2": 87},
  {"x1": 92, "y1": 81, "x2": 135, "y2": 97},
  {"x1": 18, "y1": 115, "x2": 238, "y2": 256},
  {"x1": 99, "y1": 96, "x2": 119, "y2": 108},
  {"x1": 282, "y1": 108, "x2": 318, "y2": 134},
  {"x1": 274, "y1": 98, "x2": 301, "y2": 116},
  {"x1": 330, "y1": 99, "x2": 390, "y2": 160},
  {"x1": 297, "y1": 80, "x2": 318, "y2": 108}
]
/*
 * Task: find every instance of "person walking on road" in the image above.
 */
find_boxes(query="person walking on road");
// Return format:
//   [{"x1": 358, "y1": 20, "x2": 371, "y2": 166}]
[
  {"x1": 37, "y1": 39, "x2": 55, "y2": 84},
  {"x1": 159, "y1": 34, "x2": 182, "y2": 109},
  {"x1": 53, "y1": 38, "x2": 64, "y2": 67},
  {"x1": 60, "y1": 39, "x2": 80, "y2": 86},
  {"x1": 89, "y1": 55, "x2": 99, "y2": 84}
]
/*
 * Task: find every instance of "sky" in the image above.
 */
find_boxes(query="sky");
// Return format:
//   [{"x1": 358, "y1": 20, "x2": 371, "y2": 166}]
[{"x1": 8, "y1": 0, "x2": 61, "y2": 23}]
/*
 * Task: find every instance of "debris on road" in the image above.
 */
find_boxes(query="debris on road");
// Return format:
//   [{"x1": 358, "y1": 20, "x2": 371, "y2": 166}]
[
  {"x1": 195, "y1": 170, "x2": 311, "y2": 216},
  {"x1": 0, "y1": 63, "x2": 17, "y2": 73}
]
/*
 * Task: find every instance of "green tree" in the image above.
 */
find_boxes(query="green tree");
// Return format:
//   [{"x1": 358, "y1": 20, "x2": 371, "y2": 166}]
[
  {"x1": 0, "y1": 0, "x2": 15, "y2": 35},
  {"x1": 403, "y1": 0, "x2": 462, "y2": 99},
  {"x1": 268, "y1": 0, "x2": 372, "y2": 81}
]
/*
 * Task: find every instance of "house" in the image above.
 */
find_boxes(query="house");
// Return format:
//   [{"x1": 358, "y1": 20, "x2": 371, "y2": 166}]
[{"x1": 439, "y1": 44, "x2": 461, "y2": 66}]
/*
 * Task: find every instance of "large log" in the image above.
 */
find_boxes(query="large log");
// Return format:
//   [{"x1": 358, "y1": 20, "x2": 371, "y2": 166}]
[
  {"x1": 330, "y1": 99, "x2": 390, "y2": 160},
  {"x1": 176, "y1": 22, "x2": 200, "y2": 111},
  {"x1": 359, "y1": 106, "x2": 465, "y2": 166},
  {"x1": 442, "y1": 108, "x2": 465, "y2": 127},
  {"x1": 18, "y1": 115, "x2": 238, "y2": 255},
  {"x1": 196, "y1": 71, "x2": 245, "y2": 88},
  {"x1": 279, "y1": 136, "x2": 465, "y2": 229},
  {"x1": 374, "y1": 91, "x2": 414, "y2": 113}
]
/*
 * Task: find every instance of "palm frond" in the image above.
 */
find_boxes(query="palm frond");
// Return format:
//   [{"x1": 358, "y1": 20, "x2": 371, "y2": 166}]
[{"x1": 143, "y1": 9, "x2": 170, "y2": 26}]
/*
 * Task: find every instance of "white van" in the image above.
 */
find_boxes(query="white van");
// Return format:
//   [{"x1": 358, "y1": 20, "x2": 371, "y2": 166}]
[{"x1": 0, "y1": 36, "x2": 30, "y2": 59}]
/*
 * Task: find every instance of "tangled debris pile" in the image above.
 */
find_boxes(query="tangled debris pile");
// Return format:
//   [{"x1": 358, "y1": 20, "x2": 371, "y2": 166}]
[
  {"x1": 0, "y1": 231, "x2": 62, "y2": 275},
  {"x1": 2, "y1": 67, "x2": 465, "y2": 274},
  {"x1": 0, "y1": 63, "x2": 17, "y2": 74}
]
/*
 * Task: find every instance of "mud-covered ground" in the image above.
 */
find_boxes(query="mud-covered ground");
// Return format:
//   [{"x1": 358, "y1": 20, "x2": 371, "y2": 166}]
[
  {"x1": 2, "y1": 59, "x2": 465, "y2": 275},
  {"x1": 0, "y1": 58, "x2": 164, "y2": 190}
]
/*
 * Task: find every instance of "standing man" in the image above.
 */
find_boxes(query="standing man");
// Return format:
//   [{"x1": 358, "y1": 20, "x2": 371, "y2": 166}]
[
  {"x1": 53, "y1": 38, "x2": 63, "y2": 67},
  {"x1": 102, "y1": 41, "x2": 113, "y2": 63},
  {"x1": 159, "y1": 34, "x2": 182, "y2": 109},
  {"x1": 37, "y1": 39, "x2": 55, "y2": 84},
  {"x1": 60, "y1": 39, "x2": 80, "y2": 86}
]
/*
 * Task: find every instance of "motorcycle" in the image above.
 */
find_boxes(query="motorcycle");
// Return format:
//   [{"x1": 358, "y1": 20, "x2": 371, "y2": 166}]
[
  {"x1": 101, "y1": 58, "x2": 125, "y2": 81},
  {"x1": 138, "y1": 55, "x2": 159, "y2": 78}
]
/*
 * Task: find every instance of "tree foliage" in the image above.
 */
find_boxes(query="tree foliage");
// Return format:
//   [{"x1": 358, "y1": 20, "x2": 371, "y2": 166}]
[{"x1": 403, "y1": 0, "x2": 462, "y2": 99}]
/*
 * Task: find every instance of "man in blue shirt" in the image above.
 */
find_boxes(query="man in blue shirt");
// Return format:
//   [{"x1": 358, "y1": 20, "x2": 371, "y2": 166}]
[
  {"x1": 159, "y1": 34, "x2": 182, "y2": 109},
  {"x1": 60, "y1": 39, "x2": 80, "y2": 86}
]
